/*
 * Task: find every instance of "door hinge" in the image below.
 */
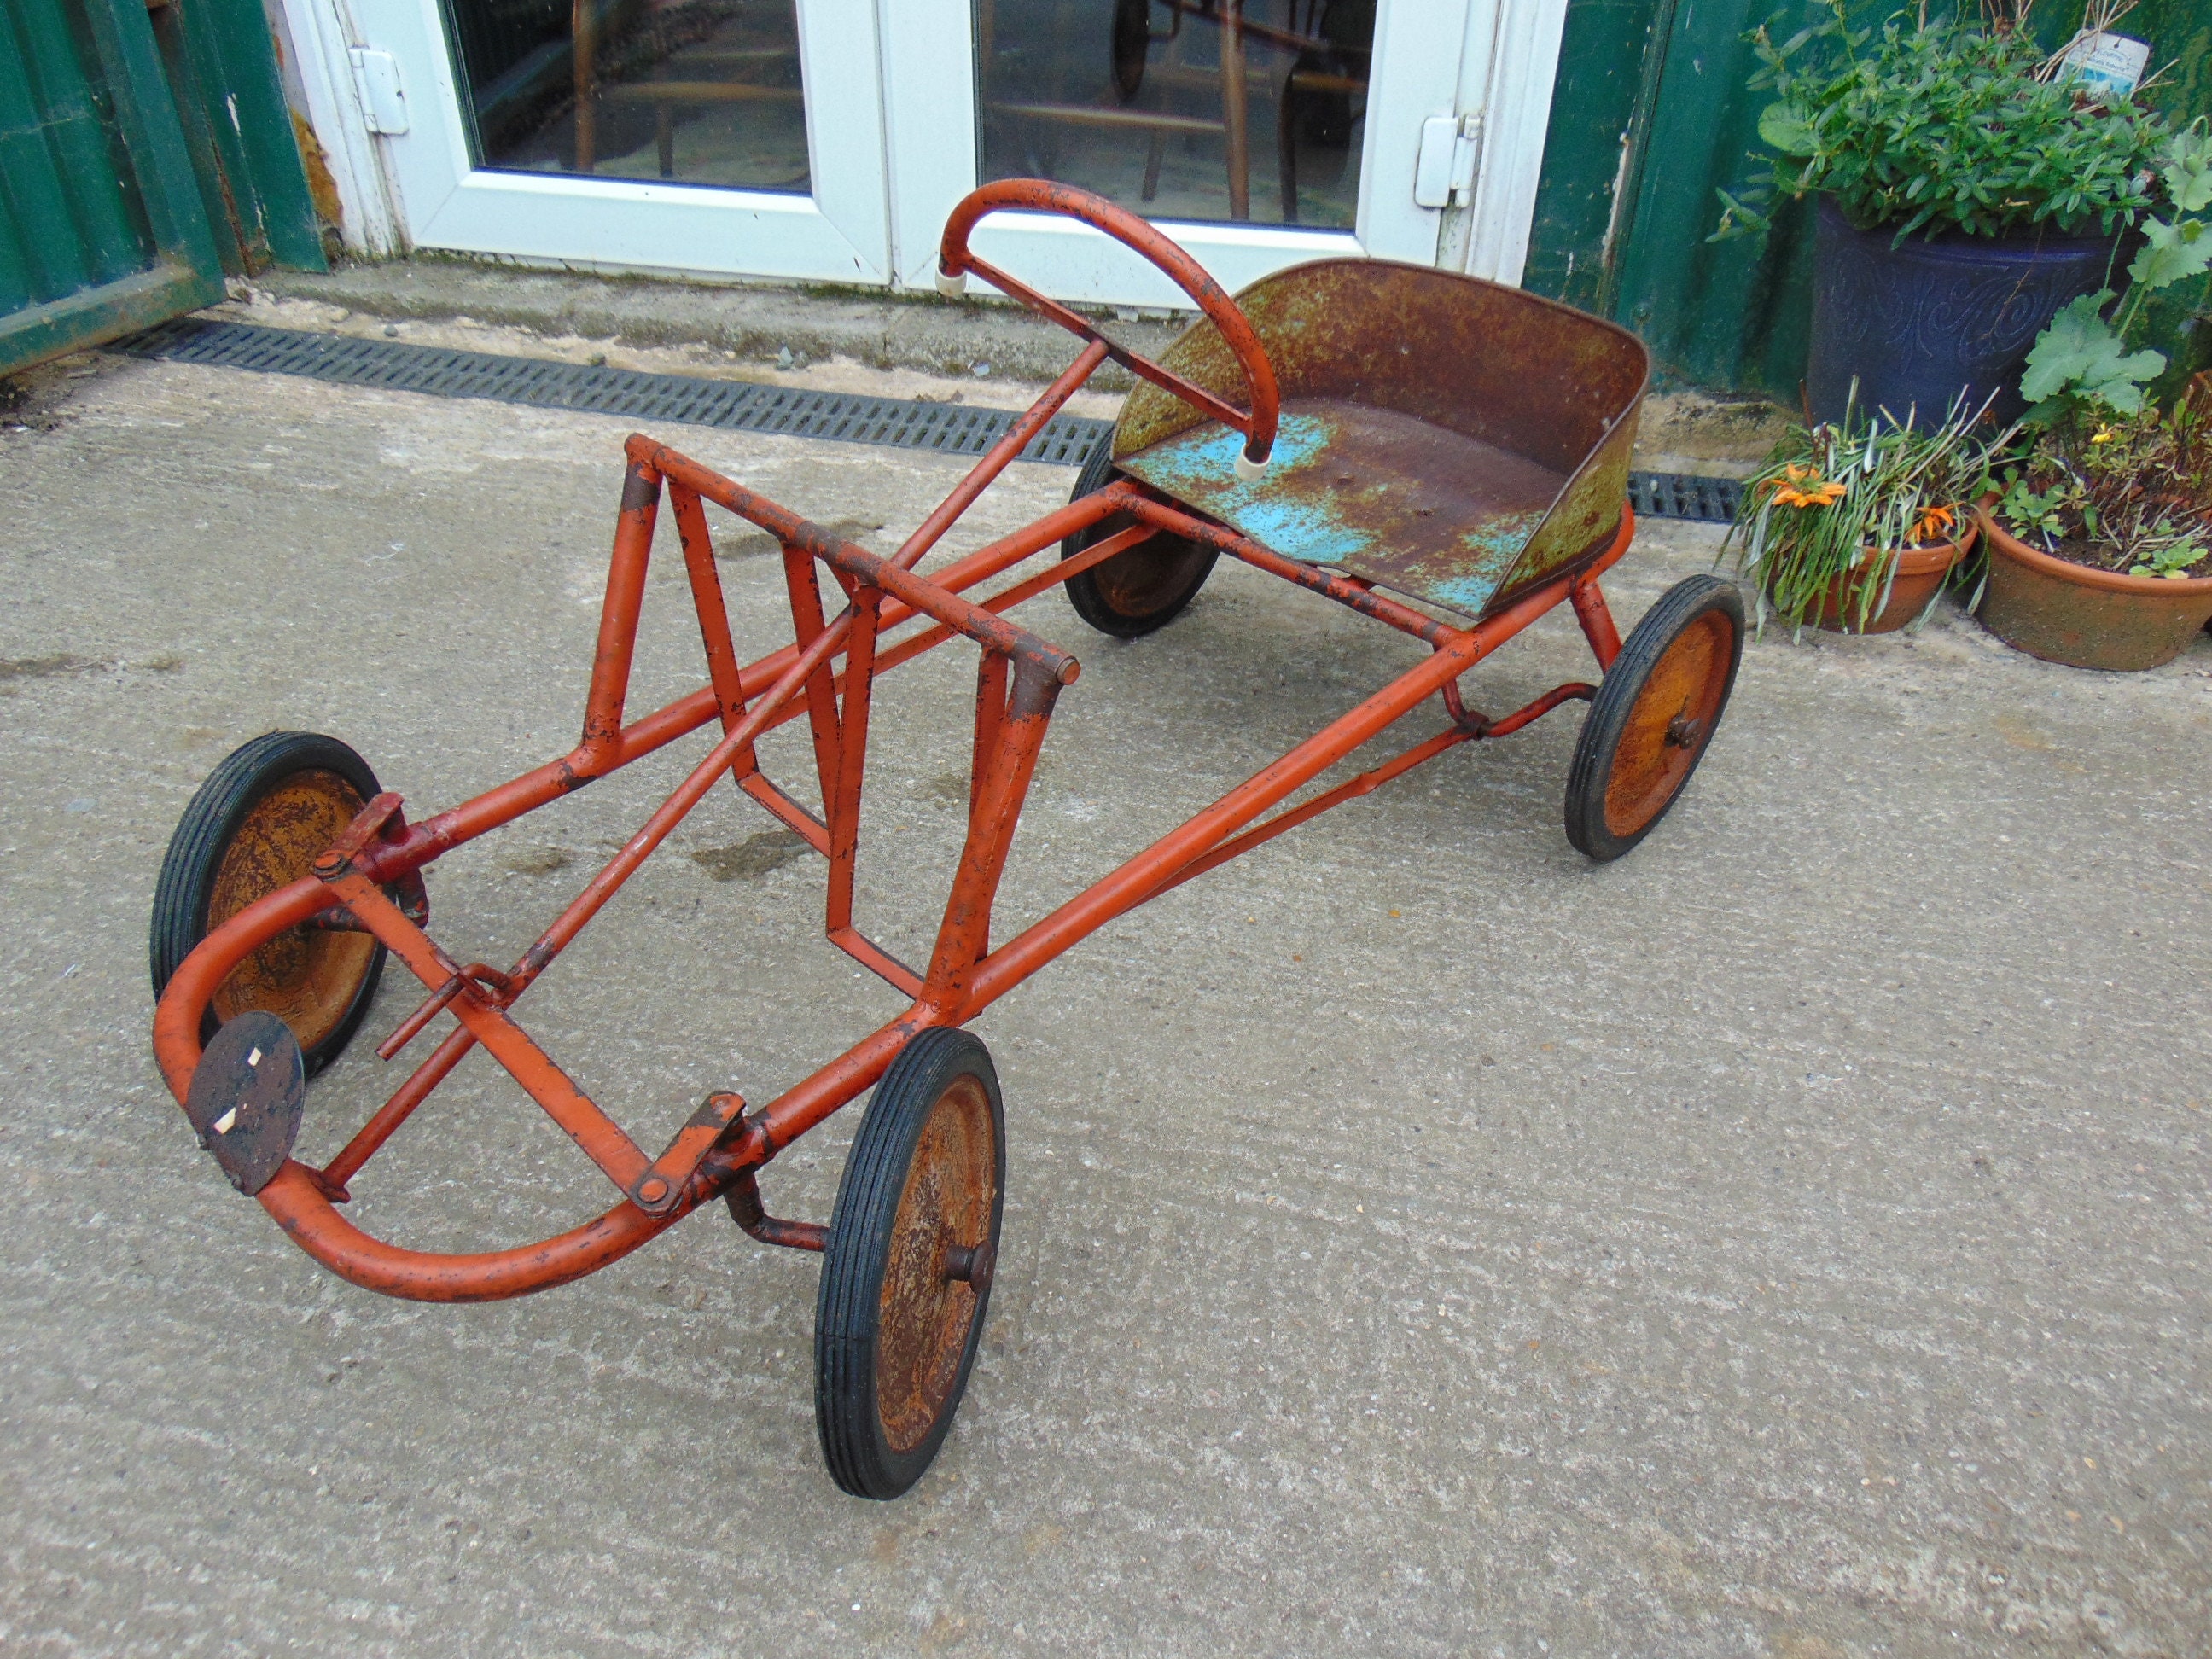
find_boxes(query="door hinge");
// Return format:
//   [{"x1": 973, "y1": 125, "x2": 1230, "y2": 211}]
[
  {"x1": 348, "y1": 49, "x2": 410, "y2": 136},
  {"x1": 1414, "y1": 113, "x2": 1482, "y2": 210}
]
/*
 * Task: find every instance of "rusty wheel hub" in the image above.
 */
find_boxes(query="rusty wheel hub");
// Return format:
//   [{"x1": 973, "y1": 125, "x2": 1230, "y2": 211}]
[
  {"x1": 1602, "y1": 610, "x2": 1733, "y2": 840},
  {"x1": 207, "y1": 770, "x2": 381, "y2": 1054},
  {"x1": 875, "y1": 1074, "x2": 999, "y2": 1454}
]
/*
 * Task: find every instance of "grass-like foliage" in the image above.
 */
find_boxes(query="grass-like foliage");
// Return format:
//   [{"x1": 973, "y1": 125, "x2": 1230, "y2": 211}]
[
  {"x1": 1727, "y1": 389, "x2": 2005, "y2": 633},
  {"x1": 1714, "y1": 1, "x2": 2171, "y2": 244}
]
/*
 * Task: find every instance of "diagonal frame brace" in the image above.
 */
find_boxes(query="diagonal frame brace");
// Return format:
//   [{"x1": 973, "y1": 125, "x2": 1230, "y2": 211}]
[{"x1": 317, "y1": 864, "x2": 653, "y2": 1200}]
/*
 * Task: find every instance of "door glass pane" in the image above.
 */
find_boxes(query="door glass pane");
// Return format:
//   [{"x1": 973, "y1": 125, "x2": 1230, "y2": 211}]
[
  {"x1": 443, "y1": 0, "x2": 809, "y2": 192},
  {"x1": 976, "y1": 1, "x2": 1372, "y2": 229}
]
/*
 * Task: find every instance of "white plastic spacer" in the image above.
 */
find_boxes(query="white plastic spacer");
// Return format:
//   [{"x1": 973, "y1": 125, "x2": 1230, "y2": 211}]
[
  {"x1": 934, "y1": 266, "x2": 968, "y2": 297},
  {"x1": 1233, "y1": 448, "x2": 1269, "y2": 484}
]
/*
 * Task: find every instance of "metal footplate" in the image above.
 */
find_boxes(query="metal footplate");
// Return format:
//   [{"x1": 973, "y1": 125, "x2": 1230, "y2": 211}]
[{"x1": 183, "y1": 1012, "x2": 306, "y2": 1196}]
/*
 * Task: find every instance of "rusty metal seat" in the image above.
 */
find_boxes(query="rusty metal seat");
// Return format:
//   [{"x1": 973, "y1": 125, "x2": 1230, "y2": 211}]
[{"x1": 1110, "y1": 260, "x2": 1649, "y2": 620}]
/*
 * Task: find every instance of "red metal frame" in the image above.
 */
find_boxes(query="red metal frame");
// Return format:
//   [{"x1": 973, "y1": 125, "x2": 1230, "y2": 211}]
[{"x1": 151, "y1": 182, "x2": 1637, "y2": 1303}]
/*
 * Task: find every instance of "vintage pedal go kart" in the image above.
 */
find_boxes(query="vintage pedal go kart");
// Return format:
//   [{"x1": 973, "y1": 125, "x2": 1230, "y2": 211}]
[{"x1": 150, "y1": 182, "x2": 1743, "y2": 1499}]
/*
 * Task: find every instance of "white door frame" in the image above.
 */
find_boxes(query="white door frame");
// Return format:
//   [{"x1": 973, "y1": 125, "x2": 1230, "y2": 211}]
[
  {"x1": 290, "y1": 0, "x2": 1569, "y2": 299},
  {"x1": 352, "y1": 0, "x2": 892, "y2": 283},
  {"x1": 1447, "y1": 0, "x2": 1569, "y2": 287},
  {"x1": 269, "y1": 0, "x2": 407, "y2": 256},
  {"x1": 884, "y1": 0, "x2": 1475, "y2": 309}
]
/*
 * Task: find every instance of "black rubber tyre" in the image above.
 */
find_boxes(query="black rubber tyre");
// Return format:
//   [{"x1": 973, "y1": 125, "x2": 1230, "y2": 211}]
[
  {"x1": 1565, "y1": 576, "x2": 1744, "y2": 863},
  {"x1": 1061, "y1": 439, "x2": 1219, "y2": 638},
  {"x1": 149, "y1": 731, "x2": 387, "y2": 1076},
  {"x1": 816, "y1": 1027, "x2": 1005, "y2": 1500}
]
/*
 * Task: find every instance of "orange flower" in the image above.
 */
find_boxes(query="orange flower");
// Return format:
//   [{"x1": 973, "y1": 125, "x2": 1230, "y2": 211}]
[
  {"x1": 1770, "y1": 463, "x2": 1848, "y2": 509},
  {"x1": 1912, "y1": 503, "x2": 1958, "y2": 544}
]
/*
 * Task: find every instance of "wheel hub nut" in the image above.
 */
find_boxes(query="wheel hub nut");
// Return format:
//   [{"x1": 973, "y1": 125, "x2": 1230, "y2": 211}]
[{"x1": 943, "y1": 1237, "x2": 996, "y2": 1293}]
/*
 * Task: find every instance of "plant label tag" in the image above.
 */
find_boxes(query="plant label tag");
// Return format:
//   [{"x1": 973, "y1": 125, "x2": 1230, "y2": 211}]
[{"x1": 2059, "y1": 33, "x2": 2151, "y2": 102}]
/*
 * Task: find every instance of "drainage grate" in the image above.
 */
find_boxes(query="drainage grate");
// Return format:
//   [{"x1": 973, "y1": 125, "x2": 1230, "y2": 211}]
[
  {"x1": 1629, "y1": 469, "x2": 1743, "y2": 525},
  {"x1": 126, "y1": 317, "x2": 1743, "y2": 518},
  {"x1": 126, "y1": 317, "x2": 1112, "y2": 466}
]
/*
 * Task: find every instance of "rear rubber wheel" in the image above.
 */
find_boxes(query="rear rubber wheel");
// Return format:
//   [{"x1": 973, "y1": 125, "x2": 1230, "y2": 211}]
[
  {"x1": 149, "y1": 731, "x2": 387, "y2": 1075},
  {"x1": 816, "y1": 1027, "x2": 1005, "y2": 1500},
  {"x1": 1565, "y1": 576, "x2": 1743, "y2": 862},
  {"x1": 1061, "y1": 439, "x2": 1218, "y2": 638}
]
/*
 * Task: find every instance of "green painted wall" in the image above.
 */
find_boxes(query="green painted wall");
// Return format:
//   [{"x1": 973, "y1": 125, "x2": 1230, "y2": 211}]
[
  {"x1": 1, "y1": 0, "x2": 225, "y2": 375},
  {"x1": 1, "y1": 0, "x2": 326, "y2": 377},
  {"x1": 1, "y1": 0, "x2": 162, "y2": 310},
  {"x1": 150, "y1": 0, "x2": 325, "y2": 272},
  {"x1": 1516, "y1": 0, "x2": 1673, "y2": 317},
  {"x1": 1522, "y1": 0, "x2": 2212, "y2": 400}
]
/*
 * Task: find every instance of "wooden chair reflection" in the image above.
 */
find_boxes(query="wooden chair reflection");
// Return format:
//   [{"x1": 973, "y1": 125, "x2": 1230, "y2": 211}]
[
  {"x1": 571, "y1": 0, "x2": 802, "y2": 179},
  {"x1": 979, "y1": 0, "x2": 1367, "y2": 224}
]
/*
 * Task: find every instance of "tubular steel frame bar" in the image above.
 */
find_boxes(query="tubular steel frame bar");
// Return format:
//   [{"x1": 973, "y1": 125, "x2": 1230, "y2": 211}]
[
  {"x1": 150, "y1": 181, "x2": 1638, "y2": 1304},
  {"x1": 152, "y1": 473, "x2": 1632, "y2": 1299}
]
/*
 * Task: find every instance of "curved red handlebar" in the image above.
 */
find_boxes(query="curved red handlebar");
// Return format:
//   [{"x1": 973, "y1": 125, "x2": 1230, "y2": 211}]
[{"x1": 937, "y1": 179, "x2": 1280, "y2": 465}]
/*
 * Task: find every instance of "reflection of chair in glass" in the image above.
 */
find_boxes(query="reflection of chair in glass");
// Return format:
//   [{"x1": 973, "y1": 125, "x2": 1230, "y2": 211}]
[
  {"x1": 1272, "y1": 0, "x2": 1369, "y2": 224},
  {"x1": 981, "y1": 1, "x2": 1366, "y2": 225},
  {"x1": 570, "y1": 0, "x2": 801, "y2": 179},
  {"x1": 982, "y1": 0, "x2": 1266, "y2": 220}
]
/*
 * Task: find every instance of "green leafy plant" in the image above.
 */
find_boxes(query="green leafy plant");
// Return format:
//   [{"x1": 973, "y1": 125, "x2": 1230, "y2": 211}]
[
  {"x1": 1714, "y1": 1, "x2": 2172, "y2": 245},
  {"x1": 2017, "y1": 120, "x2": 2212, "y2": 419},
  {"x1": 2131, "y1": 533, "x2": 2210, "y2": 579},
  {"x1": 1990, "y1": 400, "x2": 2212, "y2": 577},
  {"x1": 1726, "y1": 389, "x2": 2005, "y2": 633}
]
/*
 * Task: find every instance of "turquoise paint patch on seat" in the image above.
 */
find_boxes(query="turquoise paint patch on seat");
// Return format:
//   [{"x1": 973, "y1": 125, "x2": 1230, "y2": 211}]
[
  {"x1": 1232, "y1": 498, "x2": 1370, "y2": 563},
  {"x1": 1119, "y1": 413, "x2": 1378, "y2": 566},
  {"x1": 1425, "y1": 573, "x2": 1507, "y2": 614},
  {"x1": 1118, "y1": 399, "x2": 1568, "y2": 619}
]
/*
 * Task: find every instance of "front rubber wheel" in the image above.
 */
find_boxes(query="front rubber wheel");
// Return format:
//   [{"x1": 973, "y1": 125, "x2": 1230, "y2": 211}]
[
  {"x1": 1565, "y1": 576, "x2": 1744, "y2": 862},
  {"x1": 1061, "y1": 439, "x2": 1219, "y2": 637},
  {"x1": 816, "y1": 1027, "x2": 1005, "y2": 1500},
  {"x1": 149, "y1": 731, "x2": 387, "y2": 1075}
]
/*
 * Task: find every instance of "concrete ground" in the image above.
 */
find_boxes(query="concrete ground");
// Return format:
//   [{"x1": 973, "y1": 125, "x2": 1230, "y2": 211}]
[{"x1": 2, "y1": 346, "x2": 2208, "y2": 1659}]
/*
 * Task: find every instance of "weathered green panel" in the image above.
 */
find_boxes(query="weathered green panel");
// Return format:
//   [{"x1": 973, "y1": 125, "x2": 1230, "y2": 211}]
[
  {"x1": 25, "y1": 5, "x2": 154, "y2": 287},
  {"x1": 0, "y1": 0, "x2": 223, "y2": 376},
  {"x1": 152, "y1": 0, "x2": 325, "y2": 272},
  {"x1": 1525, "y1": 0, "x2": 2212, "y2": 398},
  {"x1": 205, "y1": 0, "x2": 326, "y2": 268},
  {"x1": 1609, "y1": 0, "x2": 1825, "y2": 396},
  {"x1": 1522, "y1": 0, "x2": 1825, "y2": 397},
  {"x1": 1517, "y1": 0, "x2": 1672, "y2": 317},
  {"x1": 0, "y1": 260, "x2": 219, "y2": 372},
  {"x1": 0, "y1": 0, "x2": 154, "y2": 306},
  {"x1": 0, "y1": 191, "x2": 35, "y2": 310}
]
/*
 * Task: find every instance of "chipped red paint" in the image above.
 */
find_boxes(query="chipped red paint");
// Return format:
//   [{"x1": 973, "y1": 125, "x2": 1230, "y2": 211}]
[{"x1": 152, "y1": 183, "x2": 1647, "y2": 1304}]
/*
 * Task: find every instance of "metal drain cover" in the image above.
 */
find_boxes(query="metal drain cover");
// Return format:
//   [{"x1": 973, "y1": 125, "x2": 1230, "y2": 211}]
[
  {"x1": 127, "y1": 317, "x2": 1745, "y2": 522},
  {"x1": 127, "y1": 318, "x2": 1109, "y2": 465}
]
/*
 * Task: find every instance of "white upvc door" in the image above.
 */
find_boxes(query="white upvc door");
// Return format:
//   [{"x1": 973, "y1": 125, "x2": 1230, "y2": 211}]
[
  {"x1": 885, "y1": 0, "x2": 1483, "y2": 309},
  {"x1": 360, "y1": 0, "x2": 892, "y2": 284},
  {"x1": 1448, "y1": 0, "x2": 1569, "y2": 287},
  {"x1": 338, "y1": 0, "x2": 1559, "y2": 301}
]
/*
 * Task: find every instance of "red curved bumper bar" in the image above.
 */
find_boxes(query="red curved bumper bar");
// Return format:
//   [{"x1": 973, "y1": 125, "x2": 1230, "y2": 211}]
[{"x1": 937, "y1": 178, "x2": 1280, "y2": 466}]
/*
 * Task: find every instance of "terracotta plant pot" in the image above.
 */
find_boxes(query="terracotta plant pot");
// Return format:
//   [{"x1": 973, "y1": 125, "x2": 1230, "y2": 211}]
[
  {"x1": 1976, "y1": 509, "x2": 2212, "y2": 671},
  {"x1": 1765, "y1": 527, "x2": 1971, "y2": 634}
]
